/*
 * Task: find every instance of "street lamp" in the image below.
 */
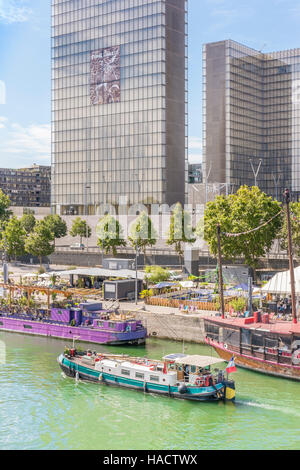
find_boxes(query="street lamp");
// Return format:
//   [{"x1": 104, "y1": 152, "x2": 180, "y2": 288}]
[
  {"x1": 85, "y1": 184, "x2": 91, "y2": 260},
  {"x1": 272, "y1": 174, "x2": 281, "y2": 201},
  {"x1": 249, "y1": 159, "x2": 262, "y2": 187},
  {"x1": 135, "y1": 242, "x2": 140, "y2": 305}
]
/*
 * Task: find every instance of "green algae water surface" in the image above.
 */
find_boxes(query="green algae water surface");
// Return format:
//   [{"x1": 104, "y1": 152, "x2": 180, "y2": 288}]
[{"x1": 0, "y1": 331, "x2": 299, "y2": 450}]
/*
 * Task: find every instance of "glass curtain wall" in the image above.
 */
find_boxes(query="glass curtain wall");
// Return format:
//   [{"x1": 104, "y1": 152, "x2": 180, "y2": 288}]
[
  {"x1": 203, "y1": 39, "x2": 300, "y2": 201},
  {"x1": 51, "y1": 0, "x2": 187, "y2": 215}
]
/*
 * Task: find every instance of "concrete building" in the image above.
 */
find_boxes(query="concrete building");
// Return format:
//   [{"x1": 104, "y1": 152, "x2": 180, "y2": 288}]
[
  {"x1": 203, "y1": 39, "x2": 300, "y2": 200},
  {"x1": 51, "y1": 0, "x2": 188, "y2": 216},
  {"x1": 0, "y1": 165, "x2": 51, "y2": 207}
]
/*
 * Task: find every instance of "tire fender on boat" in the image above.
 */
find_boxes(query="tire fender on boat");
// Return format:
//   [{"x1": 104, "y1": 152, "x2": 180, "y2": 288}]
[
  {"x1": 178, "y1": 384, "x2": 188, "y2": 395},
  {"x1": 98, "y1": 373, "x2": 104, "y2": 382}
]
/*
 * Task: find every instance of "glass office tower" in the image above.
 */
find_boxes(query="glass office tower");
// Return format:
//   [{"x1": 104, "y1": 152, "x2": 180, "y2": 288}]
[
  {"x1": 203, "y1": 40, "x2": 300, "y2": 200},
  {"x1": 51, "y1": 0, "x2": 188, "y2": 215}
]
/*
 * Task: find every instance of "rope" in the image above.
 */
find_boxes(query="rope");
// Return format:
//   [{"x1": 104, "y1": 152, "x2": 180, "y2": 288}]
[{"x1": 222, "y1": 210, "x2": 283, "y2": 238}]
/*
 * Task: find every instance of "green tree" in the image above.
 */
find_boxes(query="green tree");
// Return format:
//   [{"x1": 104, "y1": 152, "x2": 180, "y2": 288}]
[
  {"x1": 70, "y1": 217, "x2": 91, "y2": 245},
  {"x1": 25, "y1": 221, "x2": 55, "y2": 267},
  {"x1": 43, "y1": 214, "x2": 67, "y2": 247},
  {"x1": 280, "y1": 201, "x2": 300, "y2": 257},
  {"x1": 166, "y1": 202, "x2": 196, "y2": 266},
  {"x1": 0, "y1": 217, "x2": 26, "y2": 260},
  {"x1": 144, "y1": 266, "x2": 171, "y2": 285},
  {"x1": 0, "y1": 189, "x2": 12, "y2": 223},
  {"x1": 129, "y1": 211, "x2": 157, "y2": 266},
  {"x1": 20, "y1": 213, "x2": 36, "y2": 234},
  {"x1": 203, "y1": 185, "x2": 283, "y2": 273},
  {"x1": 96, "y1": 214, "x2": 126, "y2": 256}
]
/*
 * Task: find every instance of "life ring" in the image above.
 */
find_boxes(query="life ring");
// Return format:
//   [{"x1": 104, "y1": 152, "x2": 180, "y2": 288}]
[
  {"x1": 224, "y1": 343, "x2": 228, "y2": 350},
  {"x1": 195, "y1": 376, "x2": 204, "y2": 387}
]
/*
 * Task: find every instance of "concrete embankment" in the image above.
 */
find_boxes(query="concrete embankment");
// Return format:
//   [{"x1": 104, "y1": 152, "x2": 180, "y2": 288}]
[
  {"x1": 135, "y1": 310, "x2": 207, "y2": 344},
  {"x1": 122, "y1": 303, "x2": 212, "y2": 344}
]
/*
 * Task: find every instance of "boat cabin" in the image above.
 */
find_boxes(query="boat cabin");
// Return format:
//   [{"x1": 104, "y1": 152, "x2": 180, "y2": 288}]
[
  {"x1": 163, "y1": 354, "x2": 225, "y2": 385},
  {"x1": 204, "y1": 318, "x2": 300, "y2": 366}
]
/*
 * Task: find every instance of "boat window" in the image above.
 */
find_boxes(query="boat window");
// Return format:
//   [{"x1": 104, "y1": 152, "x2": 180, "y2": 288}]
[
  {"x1": 150, "y1": 375, "x2": 159, "y2": 382},
  {"x1": 98, "y1": 321, "x2": 104, "y2": 327},
  {"x1": 121, "y1": 369, "x2": 130, "y2": 376},
  {"x1": 109, "y1": 322, "x2": 115, "y2": 329},
  {"x1": 292, "y1": 337, "x2": 300, "y2": 350},
  {"x1": 252, "y1": 332, "x2": 264, "y2": 347},
  {"x1": 278, "y1": 336, "x2": 291, "y2": 349},
  {"x1": 265, "y1": 336, "x2": 278, "y2": 349},
  {"x1": 23, "y1": 325, "x2": 32, "y2": 329},
  {"x1": 241, "y1": 328, "x2": 251, "y2": 345},
  {"x1": 191, "y1": 366, "x2": 196, "y2": 374},
  {"x1": 205, "y1": 322, "x2": 220, "y2": 340},
  {"x1": 135, "y1": 372, "x2": 144, "y2": 379},
  {"x1": 222, "y1": 328, "x2": 240, "y2": 346},
  {"x1": 0, "y1": 322, "x2": 3, "y2": 326}
]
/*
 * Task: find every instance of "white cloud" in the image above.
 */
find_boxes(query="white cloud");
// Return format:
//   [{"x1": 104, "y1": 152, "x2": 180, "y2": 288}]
[
  {"x1": 189, "y1": 136, "x2": 203, "y2": 150},
  {"x1": 0, "y1": 116, "x2": 7, "y2": 129},
  {"x1": 189, "y1": 136, "x2": 202, "y2": 163},
  {"x1": 0, "y1": 0, "x2": 32, "y2": 24},
  {"x1": 0, "y1": 119, "x2": 51, "y2": 166}
]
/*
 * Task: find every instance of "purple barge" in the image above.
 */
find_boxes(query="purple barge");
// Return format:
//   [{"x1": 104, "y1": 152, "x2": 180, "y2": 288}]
[{"x1": 0, "y1": 302, "x2": 147, "y2": 346}]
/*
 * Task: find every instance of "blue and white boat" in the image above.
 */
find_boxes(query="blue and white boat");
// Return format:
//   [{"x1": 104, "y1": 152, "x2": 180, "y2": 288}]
[{"x1": 58, "y1": 350, "x2": 236, "y2": 402}]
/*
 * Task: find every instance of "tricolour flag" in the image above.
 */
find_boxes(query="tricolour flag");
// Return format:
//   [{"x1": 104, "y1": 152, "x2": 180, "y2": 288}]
[{"x1": 226, "y1": 356, "x2": 237, "y2": 374}]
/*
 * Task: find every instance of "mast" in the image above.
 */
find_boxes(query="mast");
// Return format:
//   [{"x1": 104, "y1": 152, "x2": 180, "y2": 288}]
[
  {"x1": 284, "y1": 188, "x2": 297, "y2": 324},
  {"x1": 217, "y1": 223, "x2": 225, "y2": 319}
]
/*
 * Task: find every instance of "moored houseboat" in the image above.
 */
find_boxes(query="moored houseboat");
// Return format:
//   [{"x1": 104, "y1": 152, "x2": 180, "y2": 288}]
[
  {"x1": 58, "y1": 349, "x2": 236, "y2": 402},
  {"x1": 0, "y1": 302, "x2": 147, "y2": 346},
  {"x1": 204, "y1": 315, "x2": 300, "y2": 380}
]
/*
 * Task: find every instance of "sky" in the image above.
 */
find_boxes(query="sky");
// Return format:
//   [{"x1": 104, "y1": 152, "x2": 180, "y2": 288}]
[{"x1": 1, "y1": 0, "x2": 300, "y2": 167}]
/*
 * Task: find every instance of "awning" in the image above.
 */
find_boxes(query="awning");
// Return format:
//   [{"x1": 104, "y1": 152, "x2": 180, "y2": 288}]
[
  {"x1": 48, "y1": 267, "x2": 145, "y2": 281},
  {"x1": 174, "y1": 355, "x2": 225, "y2": 368},
  {"x1": 261, "y1": 266, "x2": 300, "y2": 295},
  {"x1": 180, "y1": 281, "x2": 194, "y2": 288},
  {"x1": 153, "y1": 282, "x2": 175, "y2": 289}
]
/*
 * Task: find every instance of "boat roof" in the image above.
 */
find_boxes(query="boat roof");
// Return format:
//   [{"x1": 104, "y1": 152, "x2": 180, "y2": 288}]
[
  {"x1": 174, "y1": 355, "x2": 224, "y2": 367},
  {"x1": 204, "y1": 316, "x2": 300, "y2": 335},
  {"x1": 163, "y1": 353, "x2": 187, "y2": 361}
]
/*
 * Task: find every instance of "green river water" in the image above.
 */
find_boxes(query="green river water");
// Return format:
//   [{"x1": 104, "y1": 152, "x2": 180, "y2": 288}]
[{"x1": 0, "y1": 331, "x2": 299, "y2": 450}]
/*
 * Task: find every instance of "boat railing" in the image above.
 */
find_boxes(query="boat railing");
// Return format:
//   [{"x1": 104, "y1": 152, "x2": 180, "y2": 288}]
[{"x1": 240, "y1": 342, "x2": 293, "y2": 365}]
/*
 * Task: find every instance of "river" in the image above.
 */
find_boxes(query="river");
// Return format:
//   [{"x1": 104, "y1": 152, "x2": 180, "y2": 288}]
[{"x1": 0, "y1": 331, "x2": 299, "y2": 450}]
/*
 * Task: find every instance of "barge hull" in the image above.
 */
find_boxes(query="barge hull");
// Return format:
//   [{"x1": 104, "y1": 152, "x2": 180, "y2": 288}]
[
  {"x1": 58, "y1": 356, "x2": 226, "y2": 402},
  {"x1": 0, "y1": 317, "x2": 146, "y2": 346},
  {"x1": 210, "y1": 343, "x2": 300, "y2": 381}
]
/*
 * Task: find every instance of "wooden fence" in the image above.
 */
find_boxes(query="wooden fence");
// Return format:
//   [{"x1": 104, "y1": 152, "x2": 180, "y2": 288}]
[{"x1": 146, "y1": 296, "x2": 231, "y2": 312}]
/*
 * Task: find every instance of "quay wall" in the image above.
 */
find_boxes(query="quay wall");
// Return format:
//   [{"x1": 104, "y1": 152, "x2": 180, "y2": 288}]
[{"x1": 134, "y1": 310, "x2": 207, "y2": 344}]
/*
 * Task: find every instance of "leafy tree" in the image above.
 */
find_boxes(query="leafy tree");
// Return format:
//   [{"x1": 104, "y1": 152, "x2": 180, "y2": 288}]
[
  {"x1": 166, "y1": 202, "x2": 196, "y2": 266},
  {"x1": 70, "y1": 217, "x2": 91, "y2": 245},
  {"x1": 129, "y1": 211, "x2": 157, "y2": 266},
  {"x1": 96, "y1": 214, "x2": 126, "y2": 256},
  {"x1": 20, "y1": 213, "x2": 36, "y2": 234},
  {"x1": 0, "y1": 217, "x2": 26, "y2": 260},
  {"x1": 280, "y1": 201, "x2": 300, "y2": 257},
  {"x1": 0, "y1": 189, "x2": 12, "y2": 224},
  {"x1": 203, "y1": 185, "x2": 283, "y2": 273},
  {"x1": 144, "y1": 266, "x2": 171, "y2": 285},
  {"x1": 43, "y1": 214, "x2": 67, "y2": 247},
  {"x1": 25, "y1": 221, "x2": 55, "y2": 267}
]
